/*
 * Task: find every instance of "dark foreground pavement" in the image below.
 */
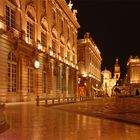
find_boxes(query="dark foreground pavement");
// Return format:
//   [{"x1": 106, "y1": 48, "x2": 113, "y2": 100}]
[{"x1": 0, "y1": 97, "x2": 140, "y2": 140}]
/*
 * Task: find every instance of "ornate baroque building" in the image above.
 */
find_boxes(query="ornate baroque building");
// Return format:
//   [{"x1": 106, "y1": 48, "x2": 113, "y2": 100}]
[
  {"x1": 102, "y1": 58, "x2": 120, "y2": 96},
  {"x1": 77, "y1": 32, "x2": 102, "y2": 97},
  {"x1": 113, "y1": 58, "x2": 120, "y2": 79},
  {"x1": 127, "y1": 56, "x2": 140, "y2": 95},
  {"x1": 0, "y1": 0, "x2": 80, "y2": 102}
]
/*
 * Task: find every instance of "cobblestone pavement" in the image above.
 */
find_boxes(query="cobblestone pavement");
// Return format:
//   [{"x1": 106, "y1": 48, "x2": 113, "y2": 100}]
[{"x1": 0, "y1": 97, "x2": 140, "y2": 140}]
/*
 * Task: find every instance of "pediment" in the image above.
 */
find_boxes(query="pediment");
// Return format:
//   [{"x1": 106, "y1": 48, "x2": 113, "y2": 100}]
[
  {"x1": 41, "y1": 16, "x2": 48, "y2": 31},
  {"x1": 26, "y1": 2, "x2": 36, "y2": 21},
  {"x1": 67, "y1": 40, "x2": 70, "y2": 48},
  {"x1": 60, "y1": 33, "x2": 65, "y2": 44},
  {"x1": 52, "y1": 26, "x2": 57, "y2": 38}
]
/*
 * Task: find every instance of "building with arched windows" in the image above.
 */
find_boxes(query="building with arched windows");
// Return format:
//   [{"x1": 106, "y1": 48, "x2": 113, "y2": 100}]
[
  {"x1": 0, "y1": 0, "x2": 80, "y2": 102},
  {"x1": 77, "y1": 32, "x2": 102, "y2": 97},
  {"x1": 127, "y1": 56, "x2": 140, "y2": 95},
  {"x1": 102, "y1": 58, "x2": 120, "y2": 96}
]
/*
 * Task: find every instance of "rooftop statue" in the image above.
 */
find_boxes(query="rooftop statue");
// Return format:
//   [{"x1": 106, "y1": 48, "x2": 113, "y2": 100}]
[{"x1": 68, "y1": 0, "x2": 73, "y2": 10}]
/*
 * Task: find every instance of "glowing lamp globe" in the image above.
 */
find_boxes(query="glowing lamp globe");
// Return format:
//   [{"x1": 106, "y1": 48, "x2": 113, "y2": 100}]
[{"x1": 34, "y1": 60, "x2": 40, "y2": 69}]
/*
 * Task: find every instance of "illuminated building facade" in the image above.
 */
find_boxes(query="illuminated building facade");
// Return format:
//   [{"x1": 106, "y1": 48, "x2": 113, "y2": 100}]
[
  {"x1": 77, "y1": 32, "x2": 102, "y2": 97},
  {"x1": 102, "y1": 59, "x2": 120, "y2": 96},
  {"x1": 113, "y1": 58, "x2": 120, "y2": 79},
  {"x1": 127, "y1": 56, "x2": 140, "y2": 95},
  {"x1": 0, "y1": 0, "x2": 80, "y2": 102}
]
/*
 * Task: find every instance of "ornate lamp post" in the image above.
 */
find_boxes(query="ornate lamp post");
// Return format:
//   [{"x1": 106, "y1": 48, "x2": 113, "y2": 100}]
[
  {"x1": 34, "y1": 60, "x2": 40, "y2": 106},
  {"x1": 34, "y1": 60, "x2": 40, "y2": 69}
]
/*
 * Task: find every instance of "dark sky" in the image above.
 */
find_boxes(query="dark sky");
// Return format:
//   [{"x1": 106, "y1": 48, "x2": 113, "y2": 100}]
[{"x1": 70, "y1": 0, "x2": 140, "y2": 77}]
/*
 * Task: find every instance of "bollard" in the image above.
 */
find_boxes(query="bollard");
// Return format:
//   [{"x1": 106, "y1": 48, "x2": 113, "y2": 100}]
[{"x1": 36, "y1": 95, "x2": 39, "y2": 106}]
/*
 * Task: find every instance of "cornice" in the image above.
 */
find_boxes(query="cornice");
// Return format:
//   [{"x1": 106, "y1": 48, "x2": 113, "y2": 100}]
[
  {"x1": 78, "y1": 38, "x2": 102, "y2": 61},
  {"x1": 55, "y1": 0, "x2": 80, "y2": 29}
]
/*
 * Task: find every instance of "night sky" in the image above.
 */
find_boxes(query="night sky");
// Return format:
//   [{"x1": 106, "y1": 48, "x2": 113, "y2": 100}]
[{"x1": 69, "y1": 0, "x2": 140, "y2": 77}]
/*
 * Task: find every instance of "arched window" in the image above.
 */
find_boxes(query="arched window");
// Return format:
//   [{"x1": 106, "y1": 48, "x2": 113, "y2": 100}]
[
  {"x1": 26, "y1": 4, "x2": 36, "y2": 44},
  {"x1": 7, "y1": 52, "x2": 17, "y2": 93}
]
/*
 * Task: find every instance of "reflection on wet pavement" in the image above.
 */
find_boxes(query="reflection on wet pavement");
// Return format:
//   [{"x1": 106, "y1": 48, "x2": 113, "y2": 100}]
[
  {"x1": 0, "y1": 98, "x2": 140, "y2": 140},
  {"x1": 53, "y1": 97, "x2": 140, "y2": 125}
]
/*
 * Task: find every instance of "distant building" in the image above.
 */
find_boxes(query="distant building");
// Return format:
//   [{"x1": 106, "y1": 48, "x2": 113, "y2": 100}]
[
  {"x1": 102, "y1": 59, "x2": 120, "y2": 96},
  {"x1": 77, "y1": 32, "x2": 102, "y2": 97},
  {"x1": 113, "y1": 58, "x2": 120, "y2": 79},
  {"x1": 0, "y1": 0, "x2": 80, "y2": 102},
  {"x1": 127, "y1": 56, "x2": 140, "y2": 95}
]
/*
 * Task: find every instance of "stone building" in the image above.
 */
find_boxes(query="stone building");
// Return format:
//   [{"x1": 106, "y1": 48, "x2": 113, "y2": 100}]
[
  {"x1": 102, "y1": 58, "x2": 120, "y2": 96},
  {"x1": 127, "y1": 56, "x2": 140, "y2": 95},
  {"x1": 77, "y1": 32, "x2": 102, "y2": 97},
  {"x1": 0, "y1": 0, "x2": 80, "y2": 102},
  {"x1": 113, "y1": 58, "x2": 120, "y2": 79}
]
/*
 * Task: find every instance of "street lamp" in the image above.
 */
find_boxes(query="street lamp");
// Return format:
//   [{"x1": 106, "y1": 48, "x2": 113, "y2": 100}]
[
  {"x1": 34, "y1": 60, "x2": 40, "y2": 69},
  {"x1": 34, "y1": 60, "x2": 40, "y2": 106}
]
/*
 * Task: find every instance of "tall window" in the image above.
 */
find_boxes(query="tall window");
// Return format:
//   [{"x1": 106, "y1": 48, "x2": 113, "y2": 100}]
[
  {"x1": 28, "y1": 64, "x2": 34, "y2": 93},
  {"x1": 8, "y1": 53, "x2": 17, "y2": 92},
  {"x1": 42, "y1": 0, "x2": 46, "y2": 12},
  {"x1": 42, "y1": 68, "x2": 46, "y2": 94},
  {"x1": 67, "y1": 51, "x2": 70, "y2": 61},
  {"x1": 41, "y1": 32, "x2": 46, "y2": 47},
  {"x1": 67, "y1": 26, "x2": 70, "y2": 40},
  {"x1": 73, "y1": 54, "x2": 75, "y2": 64},
  {"x1": 6, "y1": 6, "x2": 15, "y2": 30},
  {"x1": 72, "y1": 33, "x2": 75, "y2": 45},
  {"x1": 27, "y1": 21, "x2": 33, "y2": 40},
  {"x1": 53, "y1": 10, "x2": 56, "y2": 25},
  {"x1": 61, "y1": 19, "x2": 64, "y2": 33},
  {"x1": 52, "y1": 40, "x2": 56, "y2": 53},
  {"x1": 60, "y1": 46, "x2": 64, "y2": 58}
]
